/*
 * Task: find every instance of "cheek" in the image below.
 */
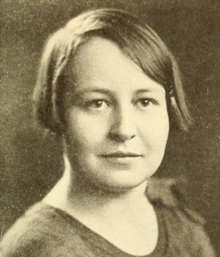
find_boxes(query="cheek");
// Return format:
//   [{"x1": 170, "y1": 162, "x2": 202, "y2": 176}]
[
  {"x1": 140, "y1": 111, "x2": 169, "y2": 149},
  {"x1": 65, "y1": 110, "x2": 109, "y2": 149}
]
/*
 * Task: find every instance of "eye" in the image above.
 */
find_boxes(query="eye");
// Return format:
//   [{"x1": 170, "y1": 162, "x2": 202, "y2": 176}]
[
  {"x1": 136, "y1": 98, "x2": 153, "y2": 108},
  {"x1": 86, "y1": 99, "x2": 109, "y2": 109}
]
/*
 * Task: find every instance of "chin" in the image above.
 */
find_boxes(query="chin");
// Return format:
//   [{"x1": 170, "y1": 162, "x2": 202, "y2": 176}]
[{"x1": 86, "y1": 172, "x2": 151, "y2": 194}]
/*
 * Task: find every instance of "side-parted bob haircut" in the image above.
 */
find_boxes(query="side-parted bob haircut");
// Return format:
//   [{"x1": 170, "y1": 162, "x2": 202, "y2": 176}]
[{"x1": 33, "y1": 8, "x2": 192, "y2": 135}]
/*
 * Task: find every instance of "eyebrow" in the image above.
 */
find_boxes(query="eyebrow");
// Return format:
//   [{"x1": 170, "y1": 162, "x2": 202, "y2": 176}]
[
  {"x1": 135, "y1": 88, "x2": 165, "y2": 94},
  {"x1": 73, "y1": 86, "x2": 164, "y2": 97},
  {"x1": 74, "y1": 88, "x2": 113, "y2": 95},
  {"x1": 74, "y1": 88, "x2": 156, "y2": 94},
  {"x1": 135, "y1": 89, "x2": 153, "y2": 94}
]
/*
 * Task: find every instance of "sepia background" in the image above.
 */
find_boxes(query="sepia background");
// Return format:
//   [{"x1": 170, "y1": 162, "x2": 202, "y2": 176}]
[{"x1": 1, "y1": 0, "x2": 220, "y2": 253}]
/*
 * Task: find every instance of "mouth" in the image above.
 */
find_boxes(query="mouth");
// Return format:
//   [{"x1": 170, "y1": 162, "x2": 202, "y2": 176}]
[{"x1": 100, "y1": 151, "x2": 143, "y2": 158}]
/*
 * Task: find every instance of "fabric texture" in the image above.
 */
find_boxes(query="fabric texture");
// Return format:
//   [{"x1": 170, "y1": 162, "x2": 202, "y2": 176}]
[{"x1": 0, "y1": 178, "x2": 216, "y2": 257}]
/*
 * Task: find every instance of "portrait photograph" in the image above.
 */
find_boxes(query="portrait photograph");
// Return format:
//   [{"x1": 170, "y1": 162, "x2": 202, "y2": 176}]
[{"x1": 0, "y1": 0, "x2": 220, "y2": 256}]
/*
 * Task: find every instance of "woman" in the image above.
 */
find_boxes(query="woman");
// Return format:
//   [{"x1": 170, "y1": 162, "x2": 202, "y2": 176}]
[{"x1": 0, "y1": 8, "x2": 216, "y2": 257}]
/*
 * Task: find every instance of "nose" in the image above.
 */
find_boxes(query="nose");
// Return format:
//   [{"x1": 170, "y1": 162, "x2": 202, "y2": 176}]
[{"x1": 108, "y1": 106, "x2": 136, "y2": 142}]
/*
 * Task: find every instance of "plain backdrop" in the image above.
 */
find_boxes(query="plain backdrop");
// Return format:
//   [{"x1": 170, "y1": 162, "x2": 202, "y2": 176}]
[{"x1": 1, "y1": 0, "x2": 220, "y2": 254}]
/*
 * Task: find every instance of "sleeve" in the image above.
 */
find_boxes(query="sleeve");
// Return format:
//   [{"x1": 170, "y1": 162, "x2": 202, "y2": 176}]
[
  {"x1": 174, "y1": 207, "x2": 216, "y2": 257},
  {"x1": 0, "y1": 204, "x2": 96, "y2": 257},
  {"x1": 0, "y1": 227, "x2": 49, "y2": 257},
  {"x1": 147, "y1": 177, "x2": 216, "y2": 257},
  {"x1": 191, "y1": 221, "x2": 216, "y2": 257}
]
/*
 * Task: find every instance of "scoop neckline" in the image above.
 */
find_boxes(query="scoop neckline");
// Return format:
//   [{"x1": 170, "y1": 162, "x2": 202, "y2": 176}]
[{"x1": 39, "y1": 201, "x2": 166, "y2": 257}]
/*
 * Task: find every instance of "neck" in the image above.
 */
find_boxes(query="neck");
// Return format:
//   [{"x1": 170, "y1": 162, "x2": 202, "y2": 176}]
[
  {"x1": 44, "y1": 155, "x2": 151, "y2": 217},
  {"x1": 43, "y1": 156, "x2": 158, "y2": 256}
]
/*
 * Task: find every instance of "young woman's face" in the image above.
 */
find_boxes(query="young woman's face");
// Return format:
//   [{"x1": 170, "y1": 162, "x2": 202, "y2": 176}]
[{"x1": 63, "y1": 37, "x2": 169, "y2": 192}]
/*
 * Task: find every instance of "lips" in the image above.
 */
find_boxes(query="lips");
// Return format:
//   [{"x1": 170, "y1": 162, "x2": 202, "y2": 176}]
[{"x1": 101, "y1": 151, "x2": 143, "y2": 158}]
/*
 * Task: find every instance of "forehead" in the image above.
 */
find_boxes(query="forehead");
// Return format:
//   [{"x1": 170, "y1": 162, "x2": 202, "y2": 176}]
[{"x1": 65, "y1": 37, "x2": 165, "y2": 94}]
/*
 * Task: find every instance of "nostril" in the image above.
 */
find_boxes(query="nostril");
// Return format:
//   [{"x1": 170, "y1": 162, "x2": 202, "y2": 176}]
[
  {"x1": 109, "y1": 131, "x2": 122, "y2": 142},
  {"x1": 108, "y1": 131, "x2": 135, "y2": 142}
]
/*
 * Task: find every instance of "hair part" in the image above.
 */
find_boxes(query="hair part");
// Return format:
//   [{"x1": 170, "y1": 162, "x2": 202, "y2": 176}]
[{"x1": 33, "y1": 8, "x2": 192, "y2": 135}]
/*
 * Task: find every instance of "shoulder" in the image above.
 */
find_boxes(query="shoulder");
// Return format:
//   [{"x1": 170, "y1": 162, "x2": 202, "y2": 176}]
[
  {"x1": 0, "y1": 202, "x2": 87, "y2": 257},
  {"x1": 147, "y1": 178, "x2": 216, "y2": 257},
  {"x1": 147, "y1": 177, "x2": 204, "y2": 223},
  {"x1": 0, "y1": 203, "x2": 55, "y2": 256}
]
